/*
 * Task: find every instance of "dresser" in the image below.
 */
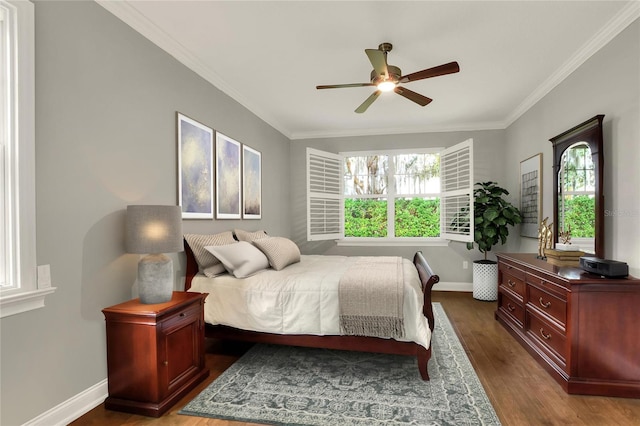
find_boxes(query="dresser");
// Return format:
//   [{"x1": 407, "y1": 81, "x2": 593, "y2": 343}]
[
  {"x1": 103, "y1": 292, "x2": 209, "y2": 417},
  {"x1": 495, "y1": 253, "x2": 640, "y2": 398}
]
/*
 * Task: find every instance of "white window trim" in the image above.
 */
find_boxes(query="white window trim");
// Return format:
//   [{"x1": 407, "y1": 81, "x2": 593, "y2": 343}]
[{"x1": 0, "y1": 0, "x2": 56, "y2": 318}]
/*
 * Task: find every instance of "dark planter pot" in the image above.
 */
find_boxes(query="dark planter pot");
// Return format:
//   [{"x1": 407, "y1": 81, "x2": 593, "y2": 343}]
[{"x1": 472, "y1": 260, "x2": 498, "y2": 301}]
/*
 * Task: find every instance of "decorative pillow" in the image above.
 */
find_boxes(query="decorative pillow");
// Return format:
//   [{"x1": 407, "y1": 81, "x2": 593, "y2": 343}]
[
  {"x1": 253, "y1": 237, "x2": 301, "y2": 271},
  {"x1": 202, "y1": 263, "x2": 228, "y2": 278},
  {"x1": 205, "y1": 241, "x2": 270, "y2": 278},
  {"x1": 234, "y1": 229, "x2": 268, "y2": 242},
  {"x1": 184, "y1": 232, "x2": 236, "y2": 273}
]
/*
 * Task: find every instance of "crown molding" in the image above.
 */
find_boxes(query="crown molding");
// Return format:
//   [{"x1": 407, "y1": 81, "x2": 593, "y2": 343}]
[
  {"x1": 97, "y1": 1, "x2": 638, "y2": 141},
  {"x1": 503, "y1": 2, "x2": 640, "y2": 128},
  {"x1": 289, "y1": 120, "x2": 505, "y2": 140},
  {"x1": 95, "y1": 0, "x2": 292, "y2": 138}
]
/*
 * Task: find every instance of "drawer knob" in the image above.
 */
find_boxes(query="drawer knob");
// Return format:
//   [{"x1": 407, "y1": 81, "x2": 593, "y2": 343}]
[
  {"x1": 508, "y1": 280, "x2": 516, "y2": 287},
  {"x1": 164, "y1": 361, "x2": 168, "y2": 366},
  {"x1": 539, "y1": 297, "x2": 551, "y2": 309},
  {"x1": 180, "y1": 313, "x2": 186, "y2": 317},
  {"x1": 507, "y1": 303, "x2": 516, "y2": 312}
]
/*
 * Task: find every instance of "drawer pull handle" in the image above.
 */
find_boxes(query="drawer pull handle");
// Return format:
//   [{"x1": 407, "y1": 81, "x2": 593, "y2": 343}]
[
  {"x1": 540, "y1": 328, "x2": 551, "y2": 340},
  {"x1": 164, "y1": 361, "x2": 168, "y2": 366},
  {"x1": 507, "y1": 303, "x2": 515, "y2": 312},
  {"x1": 539, "y1": 297, "x2": 551, "y2": 308},
  {"x1": 507, "y1": 265, "x2": 513, "y2": 269},
  {"x1": 180, "y1": 313, "x2": 186, "y2": 317},
  {"x1": 507, "y1": 280, "x2": 516, "y2": 287}
]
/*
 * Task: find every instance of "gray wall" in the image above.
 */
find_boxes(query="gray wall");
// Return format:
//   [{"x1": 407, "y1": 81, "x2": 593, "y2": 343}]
[
  {"x1": 0, "y1": 2, "x2": 290, "y2": 425},
  {"x1": 503, "y1": 19, "x2": 640, "y2": 276},
  {"x1": 1, "y1": 1, "x2": 637, "y2": 424},
  {"x1": 289, "y1": 129, "x2": 509, "y2": 283}
]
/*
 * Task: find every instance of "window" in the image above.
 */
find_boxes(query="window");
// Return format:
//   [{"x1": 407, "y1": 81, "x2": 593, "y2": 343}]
[
  {"x1": 306, "y1": 139, "x2": 473, "y2": 244},
  {"x1": 0, "y1": 0, "x2": 55, "y2": 318}
]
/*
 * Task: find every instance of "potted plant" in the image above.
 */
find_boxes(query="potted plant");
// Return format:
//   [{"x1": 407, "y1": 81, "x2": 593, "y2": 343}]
[{"x1": 466, "y1": 181, "x2": 522, "y2": 301}]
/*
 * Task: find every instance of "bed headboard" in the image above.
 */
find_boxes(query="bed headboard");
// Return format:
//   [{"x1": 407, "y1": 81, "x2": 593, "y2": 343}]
[{"x1": 184, "y1": 238, "x2": 198, "y2": 291}]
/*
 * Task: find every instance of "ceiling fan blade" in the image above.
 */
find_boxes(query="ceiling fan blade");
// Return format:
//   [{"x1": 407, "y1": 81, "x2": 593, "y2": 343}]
[
  {"x1": 400, "y1": 61, "x2": 460, "y2": 83},
  {"x1": 355, "y1": 90, "x2": 381, "y2": 113},
  {"x1": 316, "y1": 83, "x2": 375, "y2": 90},
  {"x1": 365, "y1": 49, "x2": 388, "y2": 77},
  {"x1": 394, "y1": 87, "x2": 433, "y2": 106}
]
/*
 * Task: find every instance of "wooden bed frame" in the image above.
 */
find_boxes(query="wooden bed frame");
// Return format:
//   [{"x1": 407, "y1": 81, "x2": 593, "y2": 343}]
[{"x1": 183, "y1": 242, "x2": 440, "y2": 380}]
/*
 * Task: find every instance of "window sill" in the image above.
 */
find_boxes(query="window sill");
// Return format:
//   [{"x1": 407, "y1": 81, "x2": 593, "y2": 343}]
[
  {"x1": 336, "y1": 238, "x2": 450, "y2": 247},
  {"x1": 0, "y1": 287, "x2": 57, "y2": 318}
]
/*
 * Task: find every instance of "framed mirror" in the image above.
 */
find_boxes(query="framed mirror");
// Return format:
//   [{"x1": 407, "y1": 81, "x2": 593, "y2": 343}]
[{"x1": 549, "y1": 115, "x2": 604, "y2": 259}]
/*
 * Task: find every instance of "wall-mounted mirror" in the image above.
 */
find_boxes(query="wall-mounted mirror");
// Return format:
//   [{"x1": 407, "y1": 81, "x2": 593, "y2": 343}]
[{"x1": 549, "y1": 115, "x2": 604, "y2": 258}]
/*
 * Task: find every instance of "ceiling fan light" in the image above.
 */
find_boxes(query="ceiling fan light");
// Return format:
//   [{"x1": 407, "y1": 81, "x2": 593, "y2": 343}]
[{"x1": 377, "y1": 81, "x2": 396, "y2": 92}]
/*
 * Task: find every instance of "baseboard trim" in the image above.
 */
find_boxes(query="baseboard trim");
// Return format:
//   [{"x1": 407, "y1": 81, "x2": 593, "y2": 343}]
[
  {"x1": 23, "y1": 379, "x2": 107, "y2": 426},
  {"x1": 433, "y1": 281, "x2": 473, "y2": 292}
]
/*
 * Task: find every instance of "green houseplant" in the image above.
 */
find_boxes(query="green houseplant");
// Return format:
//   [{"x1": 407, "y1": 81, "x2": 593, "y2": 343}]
[{"x1": 466, "y1": 181, "x2": 522, "y2": 300}]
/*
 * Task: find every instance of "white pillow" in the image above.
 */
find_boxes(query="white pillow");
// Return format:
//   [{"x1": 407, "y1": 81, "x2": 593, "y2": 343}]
[
  {"x1": 205, "y1": 241, "x2": 269, "y2": 278},
  {"x1": 253, "y1": 237, "x2": 301, "y2": 271}
]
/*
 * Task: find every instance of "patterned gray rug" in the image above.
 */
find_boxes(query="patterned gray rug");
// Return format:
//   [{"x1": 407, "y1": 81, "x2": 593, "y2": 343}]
[{"x1": 179, "y1": 303, "x2": 501, "y2": 425}]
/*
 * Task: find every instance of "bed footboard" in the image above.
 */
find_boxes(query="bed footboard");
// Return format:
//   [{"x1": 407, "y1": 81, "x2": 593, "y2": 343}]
[{"x1": 183, "y1": 243, "x2": 440, "y2": 380}]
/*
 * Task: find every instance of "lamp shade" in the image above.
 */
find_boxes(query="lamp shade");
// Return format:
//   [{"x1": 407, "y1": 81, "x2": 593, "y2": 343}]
[{"x1": 125, "y1": 205, "x2": 183, "y2": 254}]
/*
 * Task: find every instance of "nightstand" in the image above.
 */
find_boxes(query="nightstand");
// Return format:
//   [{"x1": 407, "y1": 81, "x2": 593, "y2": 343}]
[{"x1": 102, "y1": 291, "x2": 209, "y2": 417}]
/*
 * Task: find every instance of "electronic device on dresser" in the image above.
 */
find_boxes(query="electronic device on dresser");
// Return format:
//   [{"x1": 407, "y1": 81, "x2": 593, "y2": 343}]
[
  {"x1": 495, "y1": 253, "x2": 640, "y2": 398},
  {"x1": 579, "y1": 256, "x2": 629, "y2": 278}
]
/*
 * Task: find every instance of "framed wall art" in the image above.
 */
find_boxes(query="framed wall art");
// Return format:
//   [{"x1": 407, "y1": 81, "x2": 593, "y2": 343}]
[
  {"x1": 242, "y1": 145, "x2": 262, "y2": 219},
  {"x1": 177, "y1": 113, "x2": 214, "y2": 219},
  {"x1": 520, "y1": 153, "x2": 542, "y2": 238},
  {"x1": 215, "y1": 132, "x2": 242, "y2": 219}
]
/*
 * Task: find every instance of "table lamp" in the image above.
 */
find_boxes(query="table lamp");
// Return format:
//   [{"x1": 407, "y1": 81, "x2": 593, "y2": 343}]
[{"x1": 125, "y1": 205, "x2": 183, "y2": 304}]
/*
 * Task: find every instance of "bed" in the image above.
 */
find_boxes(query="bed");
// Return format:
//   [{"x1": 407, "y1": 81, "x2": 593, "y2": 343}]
[{"x1": 183, "y1": 235, "x2": 439, "y2": 380}]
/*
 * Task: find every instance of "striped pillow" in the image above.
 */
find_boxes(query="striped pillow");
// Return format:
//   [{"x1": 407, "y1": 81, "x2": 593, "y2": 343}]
[
  {"x1": 234, "y1": 229, "x2": 268, "y2": 242},
  {"x1": 253, "y1": 237, "x2": 300, "y2": 271},
  {"x1": 184, "y1": 232, "x2": 236, "y2": 275}
]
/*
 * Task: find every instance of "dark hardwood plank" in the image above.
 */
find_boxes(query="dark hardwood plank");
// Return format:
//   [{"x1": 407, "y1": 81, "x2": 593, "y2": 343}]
[{"x1": 71, "y1": 292, "x2": 640, "y2": 426}]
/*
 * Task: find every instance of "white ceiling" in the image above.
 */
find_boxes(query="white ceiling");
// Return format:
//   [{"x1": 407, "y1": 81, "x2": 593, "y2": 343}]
[{"x1": 97, "y1": 1, "x2": 638, "y2": 140}]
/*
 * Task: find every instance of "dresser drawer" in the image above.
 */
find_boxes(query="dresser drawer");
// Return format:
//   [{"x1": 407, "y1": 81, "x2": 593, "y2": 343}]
[
  {"x1": 527, "y1": 311, "x2": 567, "y2": 363},
  {"x1": 526, "y1": 272, "x2": 567, "y2": 299},
  {"x1": 499, "y1": 260, "x2": 525, "y2": 280},
  {"x1": 527, "y1": 285, "x2": 567, "y2": 328},
  {"x1": 499, "y1": 291, "x2": 525, "y2": 327},
  {"x1": 500, "y1": 270, "x2": 526, "y2": 299}
]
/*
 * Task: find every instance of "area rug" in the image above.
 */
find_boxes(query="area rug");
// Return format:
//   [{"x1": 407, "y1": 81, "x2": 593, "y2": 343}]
[{"x1": 179, "y1": 303, "x2": 501, "y2": 425}]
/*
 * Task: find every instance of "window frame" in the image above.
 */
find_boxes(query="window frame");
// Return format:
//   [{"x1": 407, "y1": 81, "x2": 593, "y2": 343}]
[
  {"x1": 0, "y1": 0, "x2": 55, "y2": 319},
  {"x1": 340, "y1": 147, "x2": 443, "y2": 244},
  {"x1": 306, "y1": 139, "x2": 473, "y2": 247}
]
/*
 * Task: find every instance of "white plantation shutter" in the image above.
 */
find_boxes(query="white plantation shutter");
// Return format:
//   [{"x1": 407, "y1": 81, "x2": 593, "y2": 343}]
[
  {"x1": 440, "y1": 139, "x2": 474, "y2": 242},
  {"x1": 306, "y1": 148, "x2": 343, "y2": 241}
]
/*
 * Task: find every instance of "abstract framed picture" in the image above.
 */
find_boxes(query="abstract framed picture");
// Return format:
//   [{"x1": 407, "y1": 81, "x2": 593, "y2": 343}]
[
  {"x1": 177, "y1": 113, "x2": 214, "y2": 219},
  {"x1": 242, "y1": 145, "x2": 262, "y2": 219},
  {"x1": 520, "y1": 153, "x2": 542, "y2": 237},
  {"x1": 215, "y1": 132, "x2": 242, "y2": 219}
]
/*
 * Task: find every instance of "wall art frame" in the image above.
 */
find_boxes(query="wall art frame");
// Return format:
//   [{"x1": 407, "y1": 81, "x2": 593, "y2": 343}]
[
  {"x1": 520, "y1": 153, "x2": 542, "y2": 238},
  {"x1": 177, "y1": 112, "x2": 214, "y2": 219},
  {"x1": 215, "y1": 132, "x2": 242, "y2": 219},
  {"x1": 242, "y1": 145, "x2": 262, "y2": 219}
]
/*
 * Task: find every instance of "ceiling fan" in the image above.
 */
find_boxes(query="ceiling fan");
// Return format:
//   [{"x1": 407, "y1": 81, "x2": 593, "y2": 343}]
[{"x1": 316, "y1": 42, "x2": 460, "y2": 113}]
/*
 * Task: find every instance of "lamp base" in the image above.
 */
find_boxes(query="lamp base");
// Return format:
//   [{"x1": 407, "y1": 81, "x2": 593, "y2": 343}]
[{"x1": 138, "y1": 254, "x2": 174, "y2": 304}]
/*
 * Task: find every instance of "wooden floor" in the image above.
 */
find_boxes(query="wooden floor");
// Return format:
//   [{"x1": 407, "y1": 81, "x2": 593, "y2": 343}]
[{"x1": 71, "y1": 291, "x2": 640, "y2": 426}]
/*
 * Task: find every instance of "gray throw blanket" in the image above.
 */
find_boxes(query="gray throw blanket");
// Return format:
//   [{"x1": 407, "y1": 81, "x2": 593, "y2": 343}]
[{"x1": 339, "y1": 256, "x2": 404, "y2": 339}]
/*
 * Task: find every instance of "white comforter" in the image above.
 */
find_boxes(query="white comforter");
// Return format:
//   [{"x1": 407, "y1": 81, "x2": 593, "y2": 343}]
[{"x1": 187, "y1": 254, "x2": 431, "y2": 349}]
